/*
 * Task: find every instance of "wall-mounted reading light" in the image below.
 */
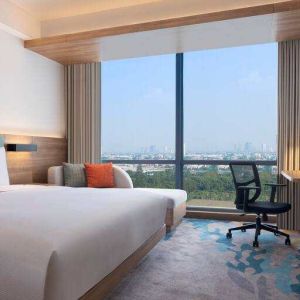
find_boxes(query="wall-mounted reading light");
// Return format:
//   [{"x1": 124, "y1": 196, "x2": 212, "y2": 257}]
[{"x1": 6, "y1": 144, "x2": 37, "y2": 152}]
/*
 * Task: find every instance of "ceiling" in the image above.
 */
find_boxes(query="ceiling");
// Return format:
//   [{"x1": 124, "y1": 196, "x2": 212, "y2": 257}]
[
  {"x1": 19, "y1": 0, "x2": 300, "y2": 64},
  {"x1": 25, "y1": 3, "x2": 300, "y2": 64},
  {"x1": 11, "y1": 0, "x2": 161, "y2": 20},
  {"x1": 12, "y1": 0, "x2": 283, "y2": 22}
]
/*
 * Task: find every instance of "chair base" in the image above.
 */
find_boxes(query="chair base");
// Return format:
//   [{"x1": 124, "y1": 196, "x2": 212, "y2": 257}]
[{"x1": 226, "y1": 215, "x2": 291, "y2": 247}]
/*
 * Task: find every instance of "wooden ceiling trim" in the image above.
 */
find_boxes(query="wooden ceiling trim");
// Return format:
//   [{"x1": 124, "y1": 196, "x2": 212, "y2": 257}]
[
  {"x1": 24, "y1": 0, "x2": 300, "y2": 64},
  {"x1": 25, "y1": 1, "x2": 300, "y2": 48},
  {"x1": 275, "y1": 8, "x2": 300, "y2": 41},
  {"x1": 274, "y1": 0, "x2": 300, "y2": 11}
]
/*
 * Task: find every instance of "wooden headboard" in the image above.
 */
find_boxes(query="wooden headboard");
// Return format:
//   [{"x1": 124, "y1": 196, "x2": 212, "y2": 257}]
[{"x1": 1, "y1": 134, "x2": 67, "y2": 184}]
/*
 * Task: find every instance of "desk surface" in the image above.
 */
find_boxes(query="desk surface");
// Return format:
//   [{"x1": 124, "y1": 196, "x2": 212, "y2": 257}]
[{"x1": 281, "y1": 170, "x2": 300, "y2": 182}]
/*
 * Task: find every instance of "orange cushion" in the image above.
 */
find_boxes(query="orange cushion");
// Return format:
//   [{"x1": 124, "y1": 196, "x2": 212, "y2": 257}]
[{"x1": 84, "y1": 163, "x2": 115, "y2": 188}]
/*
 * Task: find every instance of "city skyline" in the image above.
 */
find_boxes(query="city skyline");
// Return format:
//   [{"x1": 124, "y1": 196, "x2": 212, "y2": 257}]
[{"x1": 102, "y1": 141, "x2": 276, "y2": 155}]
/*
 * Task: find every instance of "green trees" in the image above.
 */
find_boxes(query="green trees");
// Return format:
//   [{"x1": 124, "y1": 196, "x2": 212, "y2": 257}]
[
  {"x1": 183, "y1": 170, "x2": 235, "y2": 201},
  {"x1": 128, "y1": 165, "x2": 276, "y2": 204},
  {"x1": 127, "y1": 166, "x2": 175, "y2": 189}
]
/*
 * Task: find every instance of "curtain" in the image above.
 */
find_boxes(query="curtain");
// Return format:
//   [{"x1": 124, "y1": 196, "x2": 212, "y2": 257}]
[
  {"x1": 278, "y1": 40, "x2": 300, "y2": 230},
  {"x1": 65, "y1": 63, "x2": 101, "y2": 163}
]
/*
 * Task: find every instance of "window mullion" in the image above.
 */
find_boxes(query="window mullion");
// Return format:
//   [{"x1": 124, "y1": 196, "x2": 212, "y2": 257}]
[{"x1": 175, "y1": 53, "x2": 184, "y2": 189}]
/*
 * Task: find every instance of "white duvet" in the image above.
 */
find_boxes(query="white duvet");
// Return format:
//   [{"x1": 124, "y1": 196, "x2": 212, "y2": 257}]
[{"x1": 0, "y1": 186, "x2": 167, "y2": 300}]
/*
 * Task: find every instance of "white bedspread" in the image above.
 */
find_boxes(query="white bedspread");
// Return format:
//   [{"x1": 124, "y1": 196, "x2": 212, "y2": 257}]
[{"x1": 0, "y1": 186, "x2": 167, "y2": 300}]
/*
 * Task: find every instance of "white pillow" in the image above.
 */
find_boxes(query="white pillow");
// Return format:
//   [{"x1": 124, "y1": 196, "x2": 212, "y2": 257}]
[{"x1": 0, "y1": 147, "x2": 9, "y2": 185}]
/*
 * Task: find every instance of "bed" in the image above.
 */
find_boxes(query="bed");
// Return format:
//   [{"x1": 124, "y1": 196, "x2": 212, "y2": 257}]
[
  {"x1": 0, "y1": 137, "x2": 168, "y2": 300},
  {"x1": 48, "y1": 166, "x2": 187, "y2": 232},
  {"x1": 0, "y1": 185, "x2": 167, "y2": 300}
]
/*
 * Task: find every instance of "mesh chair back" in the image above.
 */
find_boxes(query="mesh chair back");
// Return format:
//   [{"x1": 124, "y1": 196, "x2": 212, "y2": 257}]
[{"x1": 229, "y1": 162, "x2": 261, "y2": 209}]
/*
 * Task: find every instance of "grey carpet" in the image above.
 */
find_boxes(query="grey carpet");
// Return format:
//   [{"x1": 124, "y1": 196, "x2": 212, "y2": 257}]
[{"x1": 106, "y1": 219, "x2": 300, "y2": 300}]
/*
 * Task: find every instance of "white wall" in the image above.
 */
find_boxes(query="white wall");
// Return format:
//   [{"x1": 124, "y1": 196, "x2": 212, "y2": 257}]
[{"x1": 0, "y1": 28, "x2": 65, "y2": 138}]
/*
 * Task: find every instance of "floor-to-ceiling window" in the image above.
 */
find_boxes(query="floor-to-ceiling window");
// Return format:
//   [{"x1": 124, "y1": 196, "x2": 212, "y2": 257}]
[
  {"x1": 102, "y1": 43, "x2": 277, "y2": 209},
  {"x1": 101, "y1": 54, "x2": 176, "y2": 188},
  {"x1": 184, "y1": 44, "x2": 277, "y2": 208}
]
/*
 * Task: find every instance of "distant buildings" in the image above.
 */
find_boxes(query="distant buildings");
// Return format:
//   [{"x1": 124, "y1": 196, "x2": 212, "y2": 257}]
[
  {"x1": 244, "y1": 142, "x2": 253, "y2": 153},
  {"x1": 102, "y1": 141, "x2": 277, "y2": 163}
]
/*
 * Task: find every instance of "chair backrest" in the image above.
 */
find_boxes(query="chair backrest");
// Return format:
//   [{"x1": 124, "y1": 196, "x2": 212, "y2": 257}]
[{"x1": 229, "y1": 162, "x2": 261, "y2": 209}]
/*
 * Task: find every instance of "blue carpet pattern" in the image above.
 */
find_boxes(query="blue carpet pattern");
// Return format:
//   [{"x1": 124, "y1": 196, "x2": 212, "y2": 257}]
[{"x1": 107, "y1": 219, "x2": 300, "y2": 300}]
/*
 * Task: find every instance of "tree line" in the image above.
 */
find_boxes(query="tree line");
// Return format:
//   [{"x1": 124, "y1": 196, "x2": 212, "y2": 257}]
[{"x1": 127, "y1": 165, "x2": 276, "y2": 202}]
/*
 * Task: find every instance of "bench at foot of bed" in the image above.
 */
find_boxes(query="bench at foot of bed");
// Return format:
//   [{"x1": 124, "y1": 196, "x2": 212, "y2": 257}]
[
  {"x1": 165, "y1": 202, "x2": 187, "y2": 232},
  {"x1": 136, "y1": 188, "x2": 187, "y2": 232}
]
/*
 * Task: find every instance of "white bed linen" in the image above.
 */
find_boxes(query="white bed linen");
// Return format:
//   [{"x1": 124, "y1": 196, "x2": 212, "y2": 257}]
[
  {"x1": 0, "y1": 186, "x2": 167, "y2": 300},
  {"x1": 0, "y1": 147, "x2": 9, "y2": 185},
  {"x1": 136, "y1": 188, "x2": 187, "y2": 208}
]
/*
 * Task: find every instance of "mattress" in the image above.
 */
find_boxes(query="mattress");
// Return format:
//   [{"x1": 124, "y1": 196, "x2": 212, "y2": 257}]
[
  {"x1": 0, "y1": 186, "x2": 167, "y2": 300},
  {"x1": 136, "y1": 188, "x2": 187, "y2": 208}
]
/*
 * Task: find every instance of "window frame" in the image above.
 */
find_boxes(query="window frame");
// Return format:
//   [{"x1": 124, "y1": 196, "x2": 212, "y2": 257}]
[{"x1": 102, "y1": 52, "x2": 277, "y2": 210}]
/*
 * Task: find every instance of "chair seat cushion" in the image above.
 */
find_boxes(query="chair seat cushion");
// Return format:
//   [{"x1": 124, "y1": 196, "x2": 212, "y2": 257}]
[
  {"x1": 247, "y1": 201, "x2": 291, "y2": 214},
  {"x1": 136, "y1": 188, "x2": 187, "y2": 209}
]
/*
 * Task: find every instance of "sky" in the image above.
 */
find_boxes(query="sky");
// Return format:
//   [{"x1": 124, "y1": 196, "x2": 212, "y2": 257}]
[{"x1": 101, "y1": 43, "x2": 277, "y2": 154}]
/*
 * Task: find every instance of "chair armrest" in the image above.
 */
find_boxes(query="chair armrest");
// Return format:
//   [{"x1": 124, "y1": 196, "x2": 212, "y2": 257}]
[
  {"x1": 265, "y1": 183, "x2": 287, "y2": 202},
  {"x1": 237, "y1": 186, "x2": 260, "y2": 211},
  {"x1": 264, "y1": 183, "x2": 287, "y2": 187}
]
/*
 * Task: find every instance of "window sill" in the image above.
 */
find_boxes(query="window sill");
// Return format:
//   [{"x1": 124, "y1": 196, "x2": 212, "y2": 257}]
[{"x1": 186, "y1": 207, "x2": 276, "y2": 223}]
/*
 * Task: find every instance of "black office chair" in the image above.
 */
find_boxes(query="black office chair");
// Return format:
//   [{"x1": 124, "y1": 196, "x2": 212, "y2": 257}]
[{"x1": 226, "y1": 162, "x2": 291, "y2": 247}]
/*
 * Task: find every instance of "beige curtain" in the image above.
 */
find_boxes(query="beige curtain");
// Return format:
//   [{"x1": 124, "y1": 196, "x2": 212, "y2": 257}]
[
  {"x1": 65, "y1": 63, "x2": 101, "y2": 163},
  {"x1": 278, "y1": 40, "x2": 300, "y2": 230}
]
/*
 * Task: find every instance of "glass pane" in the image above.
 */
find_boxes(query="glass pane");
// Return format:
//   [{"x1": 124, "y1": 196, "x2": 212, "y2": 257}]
[
  {"x1": 116, "y1": 164, "x2": 175, "y2": 189},
  {"x1": 184, "y1": 165, "x2": 236, "y2": 208},
  {"x1": 184, "y1": 165, "x2": 278, "y2": 208},
  {"x1": 258, "y1": 165, "x2": 278, "y2": 201},
  {"x1": 184, "y1": 43, "x2": 277, "y2": 162},
  {"x1": 101, "y1": 54, "x2": 175, "y2": 160}
]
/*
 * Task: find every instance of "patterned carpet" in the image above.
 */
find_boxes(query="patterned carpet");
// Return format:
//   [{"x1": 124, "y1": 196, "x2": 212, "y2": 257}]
[{"x1": 106, "y1": 219, "x2": 300, "y2": 300}]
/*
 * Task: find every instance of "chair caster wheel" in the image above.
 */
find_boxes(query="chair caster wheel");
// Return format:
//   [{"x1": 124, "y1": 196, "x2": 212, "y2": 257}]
[
  {"x1": 285, "y1": 238, "x2": 291, "y2": 246},
  {"x1": 241, "y1": 229, "x2": 246, "y2": 232},
  {"x1": 253, "y1": 241, "x2": 259, "y2": 247},
  {"x1": 226, "y1": 232, "x2": 232, "y2": 239}
]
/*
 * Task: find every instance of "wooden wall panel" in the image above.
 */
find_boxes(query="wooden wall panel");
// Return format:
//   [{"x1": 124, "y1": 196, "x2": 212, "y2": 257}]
[
  {"x1": 32, "y1": 136, "x2": 67, "y2": 183},
  {"x1": 277, "y1": 40, "x2": 300, "y2": 230},
  {"x1": 1, "y1": 134, "x2": 67, "y2": 184}
]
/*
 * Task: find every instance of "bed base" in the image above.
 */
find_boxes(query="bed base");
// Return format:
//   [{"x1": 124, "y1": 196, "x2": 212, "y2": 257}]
[
  {"x1": 79, "y1": 225, "x2": 166, "y2": 300},
  {"x1": 165, "y1": 202, "x2": 186, "y2": 232}
]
